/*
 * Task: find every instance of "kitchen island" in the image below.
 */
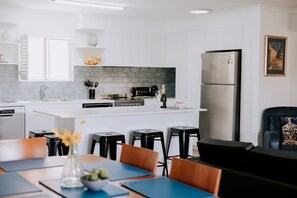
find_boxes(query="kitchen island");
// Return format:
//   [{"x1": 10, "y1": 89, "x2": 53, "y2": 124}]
[{"x1": 35, "y1": 106, "x2": 204, "y2": 162}]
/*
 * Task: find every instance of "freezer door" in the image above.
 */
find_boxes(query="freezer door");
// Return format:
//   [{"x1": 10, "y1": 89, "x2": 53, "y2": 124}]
[
  {"x1": 199, "y1": 84, "x2": 237, "y2": 141},
  {"x1": 201, "y1": 51, "x2": 238, "y2": 84}
]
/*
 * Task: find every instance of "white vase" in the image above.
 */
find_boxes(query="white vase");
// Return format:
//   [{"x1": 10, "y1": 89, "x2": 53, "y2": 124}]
[
  {"x1": 87, "y1": 33, "x2": 98, "y2": 47},
  {"x1": 1, "y1": 30, "x2": 10, "y2": 42},
  {"x1": 60, "y1": 144, "x2": 84, "y2": 188}
]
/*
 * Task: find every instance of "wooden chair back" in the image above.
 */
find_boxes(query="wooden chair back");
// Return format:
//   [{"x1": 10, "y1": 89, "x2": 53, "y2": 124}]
[
  {"x1": 120, "y1": 144, "x2": 159, "y2": 174},
  {"x1": 0, "y1": 137, "x2": 47, "y2": 162},
  {"x1": 170, "y1": 158, "x2": 222, "y2": 195}
]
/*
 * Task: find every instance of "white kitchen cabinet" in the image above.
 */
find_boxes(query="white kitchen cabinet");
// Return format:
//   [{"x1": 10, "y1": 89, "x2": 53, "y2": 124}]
[
  {"x1": 19, "y1": 35, "x2": 71, "y2": 81},
  {"x1": 104, "y1": 30, "x2": 171, "y2": 67},
  {"x1": 74, "y1": 28, "x2": 106, "y2": 66}
]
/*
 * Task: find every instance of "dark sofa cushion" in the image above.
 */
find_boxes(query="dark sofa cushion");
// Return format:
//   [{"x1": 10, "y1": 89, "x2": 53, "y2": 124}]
[
  {"x1": 247, "y1": 146, "x2": 297, "y2": 186},
  {"x1": 197, "y1": 138, "x2": 254, "y2": 170}
]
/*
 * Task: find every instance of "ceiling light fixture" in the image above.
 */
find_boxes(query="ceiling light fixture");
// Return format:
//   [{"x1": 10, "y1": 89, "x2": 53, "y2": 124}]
[
  {"x1": 189, "y1": 9, "x2": 213, "y2": 15},
  {"x1": 51, "y1": 0, "x2": 125, "y2": 10}
]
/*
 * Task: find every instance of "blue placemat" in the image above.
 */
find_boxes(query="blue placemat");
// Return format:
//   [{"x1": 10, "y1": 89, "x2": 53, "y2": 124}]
[
  {"x1": 0, "y1": 172, "x2": 42, "y2": 197},
  {"x1": 40, "y1": 178, "x2": 129, "y2": 198},
  {"x1": 84, "y1": 161, "x2": 153, "y2": 181},
  {"x1": 23, "y1": 194, "x2": 53, "y2": 198},
  {"x1": 0, "y1": 156, "x2": 65, "y2": 172},
  {"x1": 121, "y1": 177, "x2": 217, "y2": 198}
]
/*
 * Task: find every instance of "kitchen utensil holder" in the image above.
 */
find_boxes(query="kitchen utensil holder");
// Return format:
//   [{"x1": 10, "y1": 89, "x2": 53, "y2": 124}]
[{"x1": 89, "y1": 89, "x2": 95, "y2": 99}]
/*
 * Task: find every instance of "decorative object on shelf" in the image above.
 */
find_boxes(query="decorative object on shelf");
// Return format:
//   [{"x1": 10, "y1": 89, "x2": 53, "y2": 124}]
[
  {"x1": 54, "y1": 129, "x2": 84, "y2": 188},
  {"x1": 0, "y1": 54, "x2": 7, "y2": 63},
  {"x1": 84, "y1": 80, "x2": 99, "y2": 99},
  {"x1": 84, "y1": 56, "x2": 102, "y2": 65},
  {"x1": 87, "y1": 33, "x2": 98, "y2": 47},
  {"x1": 1, "y1": 30, "x2": 10, "y2": 42}
]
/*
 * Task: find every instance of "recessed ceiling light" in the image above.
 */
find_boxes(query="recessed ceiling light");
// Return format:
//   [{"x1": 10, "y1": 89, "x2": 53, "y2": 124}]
[
  {"x1": 189, "y1": 9, "x2": 213, "y2": 15},
  {"x1": 51, "y1": 0, "x2": 125, "y2": 10}
]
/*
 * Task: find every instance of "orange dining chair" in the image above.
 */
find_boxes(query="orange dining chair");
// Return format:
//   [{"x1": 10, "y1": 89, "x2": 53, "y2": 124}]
[
  {"x1": 120, "y1": 143, "x2": 159, "y2": 174},
  {"x1": 170, "y1": 157, "x2": 222, "y2": 196},
  {"x1": 0, "y1": 137, "x2": 47, "y2": 162}
]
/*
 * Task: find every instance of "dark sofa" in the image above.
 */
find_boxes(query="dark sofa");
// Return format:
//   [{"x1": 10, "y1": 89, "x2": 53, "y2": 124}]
[
  {"x1": 263, "y1": 106, "x2": 297, "y2": 151},
  {"x1": 189, "y1": 138, "x2": 297, "y2": 198}
]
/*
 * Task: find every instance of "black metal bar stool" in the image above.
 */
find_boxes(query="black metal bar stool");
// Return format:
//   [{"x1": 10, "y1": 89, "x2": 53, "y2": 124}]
[
  {"x1": 166, "y1": 126, "x2": 200, "y2": 159},
  {"x1": 131, "y1": 129, "x2": 169, "y2": 177},
  {"x1": 45, "y1": 134, "x2": 69, "y2": 156},
  {"x1": 29, "y1": 129, "x2": 54, "y2": 138},
  {"x1": 90, "y1": 132, "x2": 126, "y2": 160}
]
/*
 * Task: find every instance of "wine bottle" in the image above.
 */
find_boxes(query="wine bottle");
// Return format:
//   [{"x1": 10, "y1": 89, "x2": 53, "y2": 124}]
[{"x1": 160, "y1": 84, "x2": 167, "y2": 108}]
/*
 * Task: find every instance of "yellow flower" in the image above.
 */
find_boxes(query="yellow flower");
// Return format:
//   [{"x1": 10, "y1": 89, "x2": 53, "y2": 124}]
[
  {"x1": 61, "y1": 130, "x2": 72, "y2": 146},
  {"x1": 72, "y1": 131, "x2": 81, "y2": 144},
  {"x1": 54, "y1": 128, "x2": 82, "y2": 146},
  {"x1": 53, "y1": 128, "x2": 62, "y2": 139}
]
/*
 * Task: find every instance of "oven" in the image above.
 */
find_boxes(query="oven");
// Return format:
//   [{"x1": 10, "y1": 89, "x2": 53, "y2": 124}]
[
  {"x1": 82, "y1": 102, "x2": 113, "y2": 108},
  {"x1": 114, "y1": 99, "x2": 144, "y2": 107},
  {"x1": 104, "y1": 94, "x2": 145, "y2": 107}
]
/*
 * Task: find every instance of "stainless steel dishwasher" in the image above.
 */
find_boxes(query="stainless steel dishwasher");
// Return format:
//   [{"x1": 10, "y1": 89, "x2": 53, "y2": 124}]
[{"x1": 0, "y1": 106, "x2": 26, "y2": 140}]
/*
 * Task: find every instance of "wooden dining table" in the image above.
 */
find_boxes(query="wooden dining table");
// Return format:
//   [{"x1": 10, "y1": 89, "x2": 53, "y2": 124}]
[{"x1": 0, "y1": 154, "x2": 158, "y2": 198}]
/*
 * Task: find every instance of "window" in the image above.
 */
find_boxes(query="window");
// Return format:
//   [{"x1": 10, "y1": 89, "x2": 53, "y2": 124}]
[{"x1": 19, "y1": 35, "x2": 72, "y2": 81}]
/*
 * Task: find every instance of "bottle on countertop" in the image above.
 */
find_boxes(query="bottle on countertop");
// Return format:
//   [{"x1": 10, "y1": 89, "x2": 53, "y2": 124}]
[{"x1": 160, "y1": 84, "x2": 167, "y2": 108}]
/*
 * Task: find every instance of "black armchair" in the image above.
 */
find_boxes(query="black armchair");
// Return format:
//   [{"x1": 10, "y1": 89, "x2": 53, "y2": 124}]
[{"x1": 263, "y1": 106, "x2": 297, "y2": 151}]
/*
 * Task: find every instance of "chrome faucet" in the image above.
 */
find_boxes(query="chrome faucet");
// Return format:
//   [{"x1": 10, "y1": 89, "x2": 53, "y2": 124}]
[{"x1": 41, "y1": 85, "x2": 49, "y2": 101}]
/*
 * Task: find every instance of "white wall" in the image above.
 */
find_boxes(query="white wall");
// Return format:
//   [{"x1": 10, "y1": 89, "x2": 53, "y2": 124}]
[
  {"x1": 165, "y1": 5, "x2": 297, "y2": 145},
  {"x1": 288, "y1": 12, "x2": 297, "y2": 105},
  {"x1": 165, "y1": 6, "x2": 261, "y2": 144},
  {"x1": 258, "y1": 7, "x2": 297, "y2": 144}
]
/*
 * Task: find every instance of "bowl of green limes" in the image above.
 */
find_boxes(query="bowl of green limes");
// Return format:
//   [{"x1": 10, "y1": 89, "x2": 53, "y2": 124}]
[{"x1": 81, "y1": 168, "x2": 109, "y2": 191}]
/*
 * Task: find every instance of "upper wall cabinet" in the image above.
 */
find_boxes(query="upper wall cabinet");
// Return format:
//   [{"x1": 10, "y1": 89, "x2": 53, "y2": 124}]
[
  {"x1": 19, "y1": 35, "x2": 71, "y2": 81},
  {"x1": 103, "y1": 30, "x2": 170, "y2": 67}
]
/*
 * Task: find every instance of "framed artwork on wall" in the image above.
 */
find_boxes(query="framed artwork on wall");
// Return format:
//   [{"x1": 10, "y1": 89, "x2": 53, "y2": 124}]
[{"x1": 264, "y1": 35, "x2": 287, "y2": 76}]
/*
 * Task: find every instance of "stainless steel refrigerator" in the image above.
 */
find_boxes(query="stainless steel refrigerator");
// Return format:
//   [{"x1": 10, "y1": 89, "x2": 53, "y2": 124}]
[{"x1": 199, "y1": 50, "x2": 241, "y2": 141}]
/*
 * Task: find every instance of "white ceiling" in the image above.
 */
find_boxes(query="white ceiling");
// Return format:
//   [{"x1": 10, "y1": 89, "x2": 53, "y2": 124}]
[{"x1": 0, "y1": 0, "x2": 296, "y2": 20}]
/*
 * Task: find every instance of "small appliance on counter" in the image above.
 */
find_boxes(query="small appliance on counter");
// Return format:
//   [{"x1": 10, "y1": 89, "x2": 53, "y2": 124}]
[{"x1": 131, "y1": 85, "x2": 159, "y2": 98}]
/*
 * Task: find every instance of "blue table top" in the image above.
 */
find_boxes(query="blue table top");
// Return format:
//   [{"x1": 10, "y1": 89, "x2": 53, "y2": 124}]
[
  {"x1": 0, "y1": 156, "x2": 65, "y2": 172},
  {"x1": 84, "y1": 161, "x2": 153, "y2": 181},
  {"x1": 0, "y1": 173, "x2": 42, "y2": 197},
  {"x1": 121, "y1": 177, "x2": 217, "y2": 198},
  {"x1": 40, "y1": 178, "x2": 129, "y2": 198}
]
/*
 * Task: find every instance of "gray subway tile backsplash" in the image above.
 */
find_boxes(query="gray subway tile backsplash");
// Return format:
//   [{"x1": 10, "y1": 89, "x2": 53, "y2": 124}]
[{"x1": 0, "y1": 65, "x2": 175, "y2": 101}]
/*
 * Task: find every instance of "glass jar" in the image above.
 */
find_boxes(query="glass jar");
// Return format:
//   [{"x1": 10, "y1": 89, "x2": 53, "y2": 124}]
[{"x1": 60, "y1": 144, "x2": 84, "y2": 188}]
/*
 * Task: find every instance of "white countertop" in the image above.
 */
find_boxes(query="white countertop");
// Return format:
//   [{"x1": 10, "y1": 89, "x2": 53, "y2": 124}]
[
  {"x1": 0, "y1": 99, "x2": 114, "y2": 107},
  {"x1": 34, "y1": 105, "x2": 200, "y2": 119}
]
